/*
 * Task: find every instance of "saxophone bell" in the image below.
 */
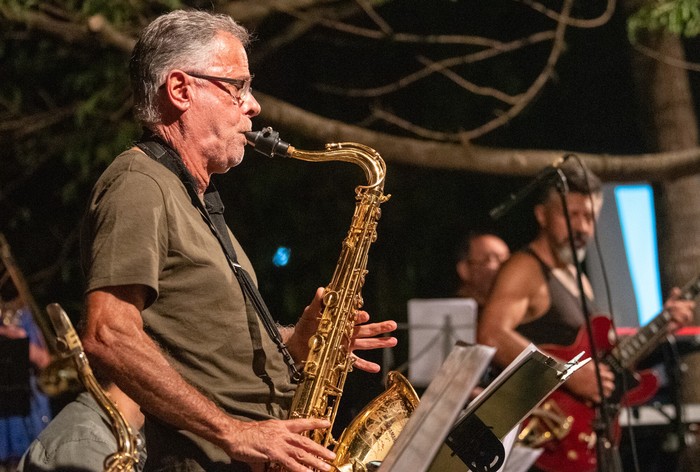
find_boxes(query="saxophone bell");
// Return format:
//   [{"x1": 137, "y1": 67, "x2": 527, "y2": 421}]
[{"x1": 245, "y1": 127, "x2": 292, "y2": 158}]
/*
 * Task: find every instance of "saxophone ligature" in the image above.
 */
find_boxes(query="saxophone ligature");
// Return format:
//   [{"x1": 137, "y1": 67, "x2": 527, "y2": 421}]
[
  {"x1": 246, "y1": 128, "x2": 419, "y2": 472},
  {"x1": 46, "y1": 303, "x2": 141, "y2": 472}
]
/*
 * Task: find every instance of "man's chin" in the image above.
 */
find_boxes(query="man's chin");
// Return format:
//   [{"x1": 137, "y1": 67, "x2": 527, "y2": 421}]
[{"x1": 556, "y1": 246, "x2": 587, "y2": 265}]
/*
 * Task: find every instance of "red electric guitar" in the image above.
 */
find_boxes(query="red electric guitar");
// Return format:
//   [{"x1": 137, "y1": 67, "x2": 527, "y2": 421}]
[{"x1": 519, "y1": 274, "x2": 700, "y2": 472}]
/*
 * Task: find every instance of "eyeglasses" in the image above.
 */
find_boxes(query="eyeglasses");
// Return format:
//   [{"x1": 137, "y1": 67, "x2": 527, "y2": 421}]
[
  {"x1": 184, "y1": 71, "x2": 254, "y2": 104},
  {"x1": 468, "y1": 253, "x2": 509, "y2": 267}
]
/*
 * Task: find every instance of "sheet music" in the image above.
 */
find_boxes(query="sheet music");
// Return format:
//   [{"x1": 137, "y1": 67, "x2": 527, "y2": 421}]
[
  {"x1": 407, "y1": 298, "x2": 477, "y2": 387},
  {"x1": 502, "y1": 444, "x2": 543, "y2": 472}
]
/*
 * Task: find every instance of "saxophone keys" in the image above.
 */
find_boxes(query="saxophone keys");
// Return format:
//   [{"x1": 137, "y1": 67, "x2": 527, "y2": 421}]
[
  {"x1": 323, "y1": 289, "x2": 340, "y2": 307},
  {"x1": 308, "y1": 334, "x2": 325, "y2": 353}
]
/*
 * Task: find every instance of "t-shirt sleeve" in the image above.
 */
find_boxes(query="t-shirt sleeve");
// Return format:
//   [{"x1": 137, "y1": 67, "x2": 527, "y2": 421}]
[
  {"x1": 21, "y1": 434, "x2": 117, "y2": 472},
  {"x1": 83, "y1": 169, "x2": 167, "y2": 307}
]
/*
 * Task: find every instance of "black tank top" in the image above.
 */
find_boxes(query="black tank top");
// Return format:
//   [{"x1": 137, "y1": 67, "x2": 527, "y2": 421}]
[{"x1": 515, "y1": 248, "x2": 596, "y2": 346}]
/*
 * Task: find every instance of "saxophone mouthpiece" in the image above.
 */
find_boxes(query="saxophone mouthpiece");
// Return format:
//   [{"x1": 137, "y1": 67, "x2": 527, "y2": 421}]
[{"x1": 245, "y1": 127, "x2": 291, "y2": 158}]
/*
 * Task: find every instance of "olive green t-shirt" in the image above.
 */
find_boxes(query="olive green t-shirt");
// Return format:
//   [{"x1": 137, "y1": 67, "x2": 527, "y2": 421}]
[{"x1": 81, "y1": 148, "x2": 295, "y2": 468}]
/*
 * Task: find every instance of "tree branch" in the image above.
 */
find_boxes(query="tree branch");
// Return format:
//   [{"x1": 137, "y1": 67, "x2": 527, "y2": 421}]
[
  {"x1": 632, "y1": 41, "x2": 700, "y2": 72},
  {"x1": 459, "y1": 0, "x2": 573, "y2": 140},
  {"x1": 0, "y1": 106, "x2": 76, "y2": 138},
  {"x1": 0, "y1": 6, "x2": 135, "y2": 52},
  {"x1": 317, "y1": 30, "x2": 555, "y2": 98},
  {"x1": 254, "y1": 92, "x2": 700, "y2": 181},
  {"x1": 517, "y1": 0, "x2": 616, "y2": 28}
]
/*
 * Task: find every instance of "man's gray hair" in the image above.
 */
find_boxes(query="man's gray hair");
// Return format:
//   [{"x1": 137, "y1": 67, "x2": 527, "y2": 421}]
[{"x1": 130, "y1": 10, "x2": 251, "y2": 126}]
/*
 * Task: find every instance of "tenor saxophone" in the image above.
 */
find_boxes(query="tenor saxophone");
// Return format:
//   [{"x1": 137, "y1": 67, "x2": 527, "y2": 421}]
[
  {"x1": 46, "y1": 303, "x2": 141, "y2": 472},
  {"x1": 246, "y1": 128, "x2": 419, "y2": 472}
]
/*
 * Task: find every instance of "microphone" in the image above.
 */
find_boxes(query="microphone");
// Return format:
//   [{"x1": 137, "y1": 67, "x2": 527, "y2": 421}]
[
  {"x1": 489, "y1": 156, "x2": 568, "y2": 220},
  {"x1": 245, "y1": 127, "x2": 292, "y2": 158}
]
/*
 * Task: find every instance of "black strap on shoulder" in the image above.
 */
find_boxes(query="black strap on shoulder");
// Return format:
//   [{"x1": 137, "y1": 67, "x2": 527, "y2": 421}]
[
  {"x1": 521, "y1": 246, "x2": 550, "y2": 279},
  {"x1": 136, "y1": 132, "x2": 302, "y2": 383}
]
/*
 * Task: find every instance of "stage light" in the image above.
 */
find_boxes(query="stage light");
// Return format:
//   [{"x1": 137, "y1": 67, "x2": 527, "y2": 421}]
[{"x1": 273, "y1": 246, "x2": 291, "y2": 267}]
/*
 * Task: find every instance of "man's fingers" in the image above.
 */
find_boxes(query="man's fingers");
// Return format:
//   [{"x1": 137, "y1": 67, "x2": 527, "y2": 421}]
[
  {"x1": 352, "y1": 356, "x2": 381, "y2": 373},
  {"x1": 304, "y1": 287, "x2": 325, "y2": 315},
  {"x1": 355, "y1": 311, "x2": 370, "y2": 323},
  {"x1": 353, "y1": 320, "x2": 397, "y2": 338},
  {"x1": 0, "y1": 325, "x2": 27, "y2": 339},
  {"x1": 285, "y1": 418, "x2": 331, "y2": 434},
  {"x1": 351, "y1": 336, "x2": 397, "y2": 351}
]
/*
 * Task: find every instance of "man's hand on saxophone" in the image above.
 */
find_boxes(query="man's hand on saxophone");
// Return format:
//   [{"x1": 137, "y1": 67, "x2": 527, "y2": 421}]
[
  {"x1": 227, "y1": 417, "x2": 336, "y2": 472},
  {"x1": 281, "y1": 287, "x2": 398, "y2": 373},
  {"x1": 349, "y1": 311, "x2": 398, "y2": 373}
]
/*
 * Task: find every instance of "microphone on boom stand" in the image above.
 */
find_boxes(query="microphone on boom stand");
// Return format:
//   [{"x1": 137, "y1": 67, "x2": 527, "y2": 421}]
[
  {"x1": 489, "y1": 156, "x2": 568, "y2": 220},
  {"x1": 490, "y1": 155, "x2": 623, "y2": 471}
]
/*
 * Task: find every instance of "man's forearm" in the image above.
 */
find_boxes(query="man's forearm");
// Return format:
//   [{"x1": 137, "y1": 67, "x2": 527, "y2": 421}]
[
  {"x1": 86, "y1": 324, "x2": 238, "y2": 451},
  {"x1": 83, "y1": 289, "x2": 240, "y2": 454}
]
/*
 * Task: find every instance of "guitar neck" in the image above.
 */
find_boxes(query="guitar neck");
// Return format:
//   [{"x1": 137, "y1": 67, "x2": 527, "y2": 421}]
[
  {"x1": 612, "y1": 274, "x2": 700, "y2": 369},
  {"x1": 611, "y1": 311, "x2": 671, "y2": 369}
]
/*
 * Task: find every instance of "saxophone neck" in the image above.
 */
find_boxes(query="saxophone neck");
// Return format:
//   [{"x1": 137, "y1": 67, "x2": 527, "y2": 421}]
[
  {"x1": 245, "y1": 127, "x2": 386, "y2": 190},
  {"x1": 290, "y1": 143, "x2": 386, "y2": 190}
]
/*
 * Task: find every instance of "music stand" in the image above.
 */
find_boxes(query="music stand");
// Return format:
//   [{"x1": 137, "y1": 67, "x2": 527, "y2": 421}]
[
  {"x1": 0, "y1": 337, "x2": 31, "y2": 416},
  {"x1": 407, "y1": 298, "x2": 477, "y2": 388},
  {"x1": 378, "y1": 341, "x2": 495, "y2": 472},
  {"x1": 380, "y1": 344, "x2": 588, "y2": 472}
]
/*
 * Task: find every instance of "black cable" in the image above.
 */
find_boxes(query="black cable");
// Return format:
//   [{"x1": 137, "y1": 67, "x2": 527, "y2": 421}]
[
  {"x1": 556, "y1": 158, "x2": 622, "y2": 472},
  {"x1": 575, "y1": 159, "x2": 640, "y2": 472}
]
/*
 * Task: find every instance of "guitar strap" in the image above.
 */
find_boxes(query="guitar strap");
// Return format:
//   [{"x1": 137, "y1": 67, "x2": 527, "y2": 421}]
[{"x1": 136, "y1": 132, "x2": 302, "y2": 383}]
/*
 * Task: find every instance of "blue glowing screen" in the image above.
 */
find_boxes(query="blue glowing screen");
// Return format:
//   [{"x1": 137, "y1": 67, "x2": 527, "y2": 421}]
[{"x1": 614, "y1": 184, "x2": 662, "y2": 326}]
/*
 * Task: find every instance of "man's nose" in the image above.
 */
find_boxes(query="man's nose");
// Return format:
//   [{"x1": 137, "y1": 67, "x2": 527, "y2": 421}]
[
  {"x1": 242, "y1": 92, "x2": 261, "y2": 117},
  {"x1": 572, "y1": 215, "x2": 592, "y2": 234}
]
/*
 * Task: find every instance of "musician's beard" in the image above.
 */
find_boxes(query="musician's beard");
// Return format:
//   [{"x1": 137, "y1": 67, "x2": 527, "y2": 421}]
[{"x1": 556, "y1": 244, "x2": 587, "y2": 266}]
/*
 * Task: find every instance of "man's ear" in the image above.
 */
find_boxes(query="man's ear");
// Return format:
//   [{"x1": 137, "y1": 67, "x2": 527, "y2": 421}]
[
  {"x1": 534, "y1": 203, "x2": 546, "y2": 228},
  {"x1": 456, "y1": 260, "x2": 470, "y2": 283},
  {"x1": 162, "y1": 70, "x2": 192, "y2": 112}
]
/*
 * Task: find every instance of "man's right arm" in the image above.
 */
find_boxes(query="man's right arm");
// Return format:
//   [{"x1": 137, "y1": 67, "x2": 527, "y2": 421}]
[
  {"x1": 476, "y1": 254, "x2": 614, "y2": 404},
  {"x1": 82, "y1": 285, "x2": 335, "y2": 472},
  {"x1": 477, "y1": 253, "x2": 541, "y2": 368}
]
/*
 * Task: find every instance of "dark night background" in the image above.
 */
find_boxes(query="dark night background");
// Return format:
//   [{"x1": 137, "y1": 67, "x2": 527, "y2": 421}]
[{"x1": 2, "y1": 0, "x2": 700, "y2": 452}]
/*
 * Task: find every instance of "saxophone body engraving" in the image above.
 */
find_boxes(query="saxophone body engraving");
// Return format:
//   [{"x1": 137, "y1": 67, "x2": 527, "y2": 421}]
[{"x1": 246, "y1": 128, "x2": 418, "y2": 471}]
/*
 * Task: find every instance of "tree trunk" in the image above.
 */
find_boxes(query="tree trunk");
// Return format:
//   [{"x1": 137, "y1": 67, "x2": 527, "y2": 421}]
[{"x1": 626, "y1": 17, "x2": 700, "y2": 471}]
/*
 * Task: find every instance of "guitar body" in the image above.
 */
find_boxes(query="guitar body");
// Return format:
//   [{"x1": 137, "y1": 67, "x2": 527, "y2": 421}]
[
  {"x1": 530, "y1": 389, "x2": 601, "y2": 472},
  {"x1": 523, "y1": 315, "x2": 660, "y2": 472}
]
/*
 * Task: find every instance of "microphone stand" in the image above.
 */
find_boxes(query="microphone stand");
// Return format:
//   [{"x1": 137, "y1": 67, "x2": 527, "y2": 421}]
[
  {"x1": 555, "y1": 170, "x2": 622, "y2": 472},
  {"x1": 661, "y1": 335, "x2": 686, "y2": 467}
]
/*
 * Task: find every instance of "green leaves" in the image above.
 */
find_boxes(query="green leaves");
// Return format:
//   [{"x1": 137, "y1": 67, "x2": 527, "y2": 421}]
[{"x1": 628, "y1": 0, "x2": 700, "y2": 41}]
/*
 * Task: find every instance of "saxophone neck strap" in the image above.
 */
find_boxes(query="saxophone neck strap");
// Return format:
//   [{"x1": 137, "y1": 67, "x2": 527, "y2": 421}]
[{"x1": 135, "y1": 131, "x2": 302, "y2": 383}]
